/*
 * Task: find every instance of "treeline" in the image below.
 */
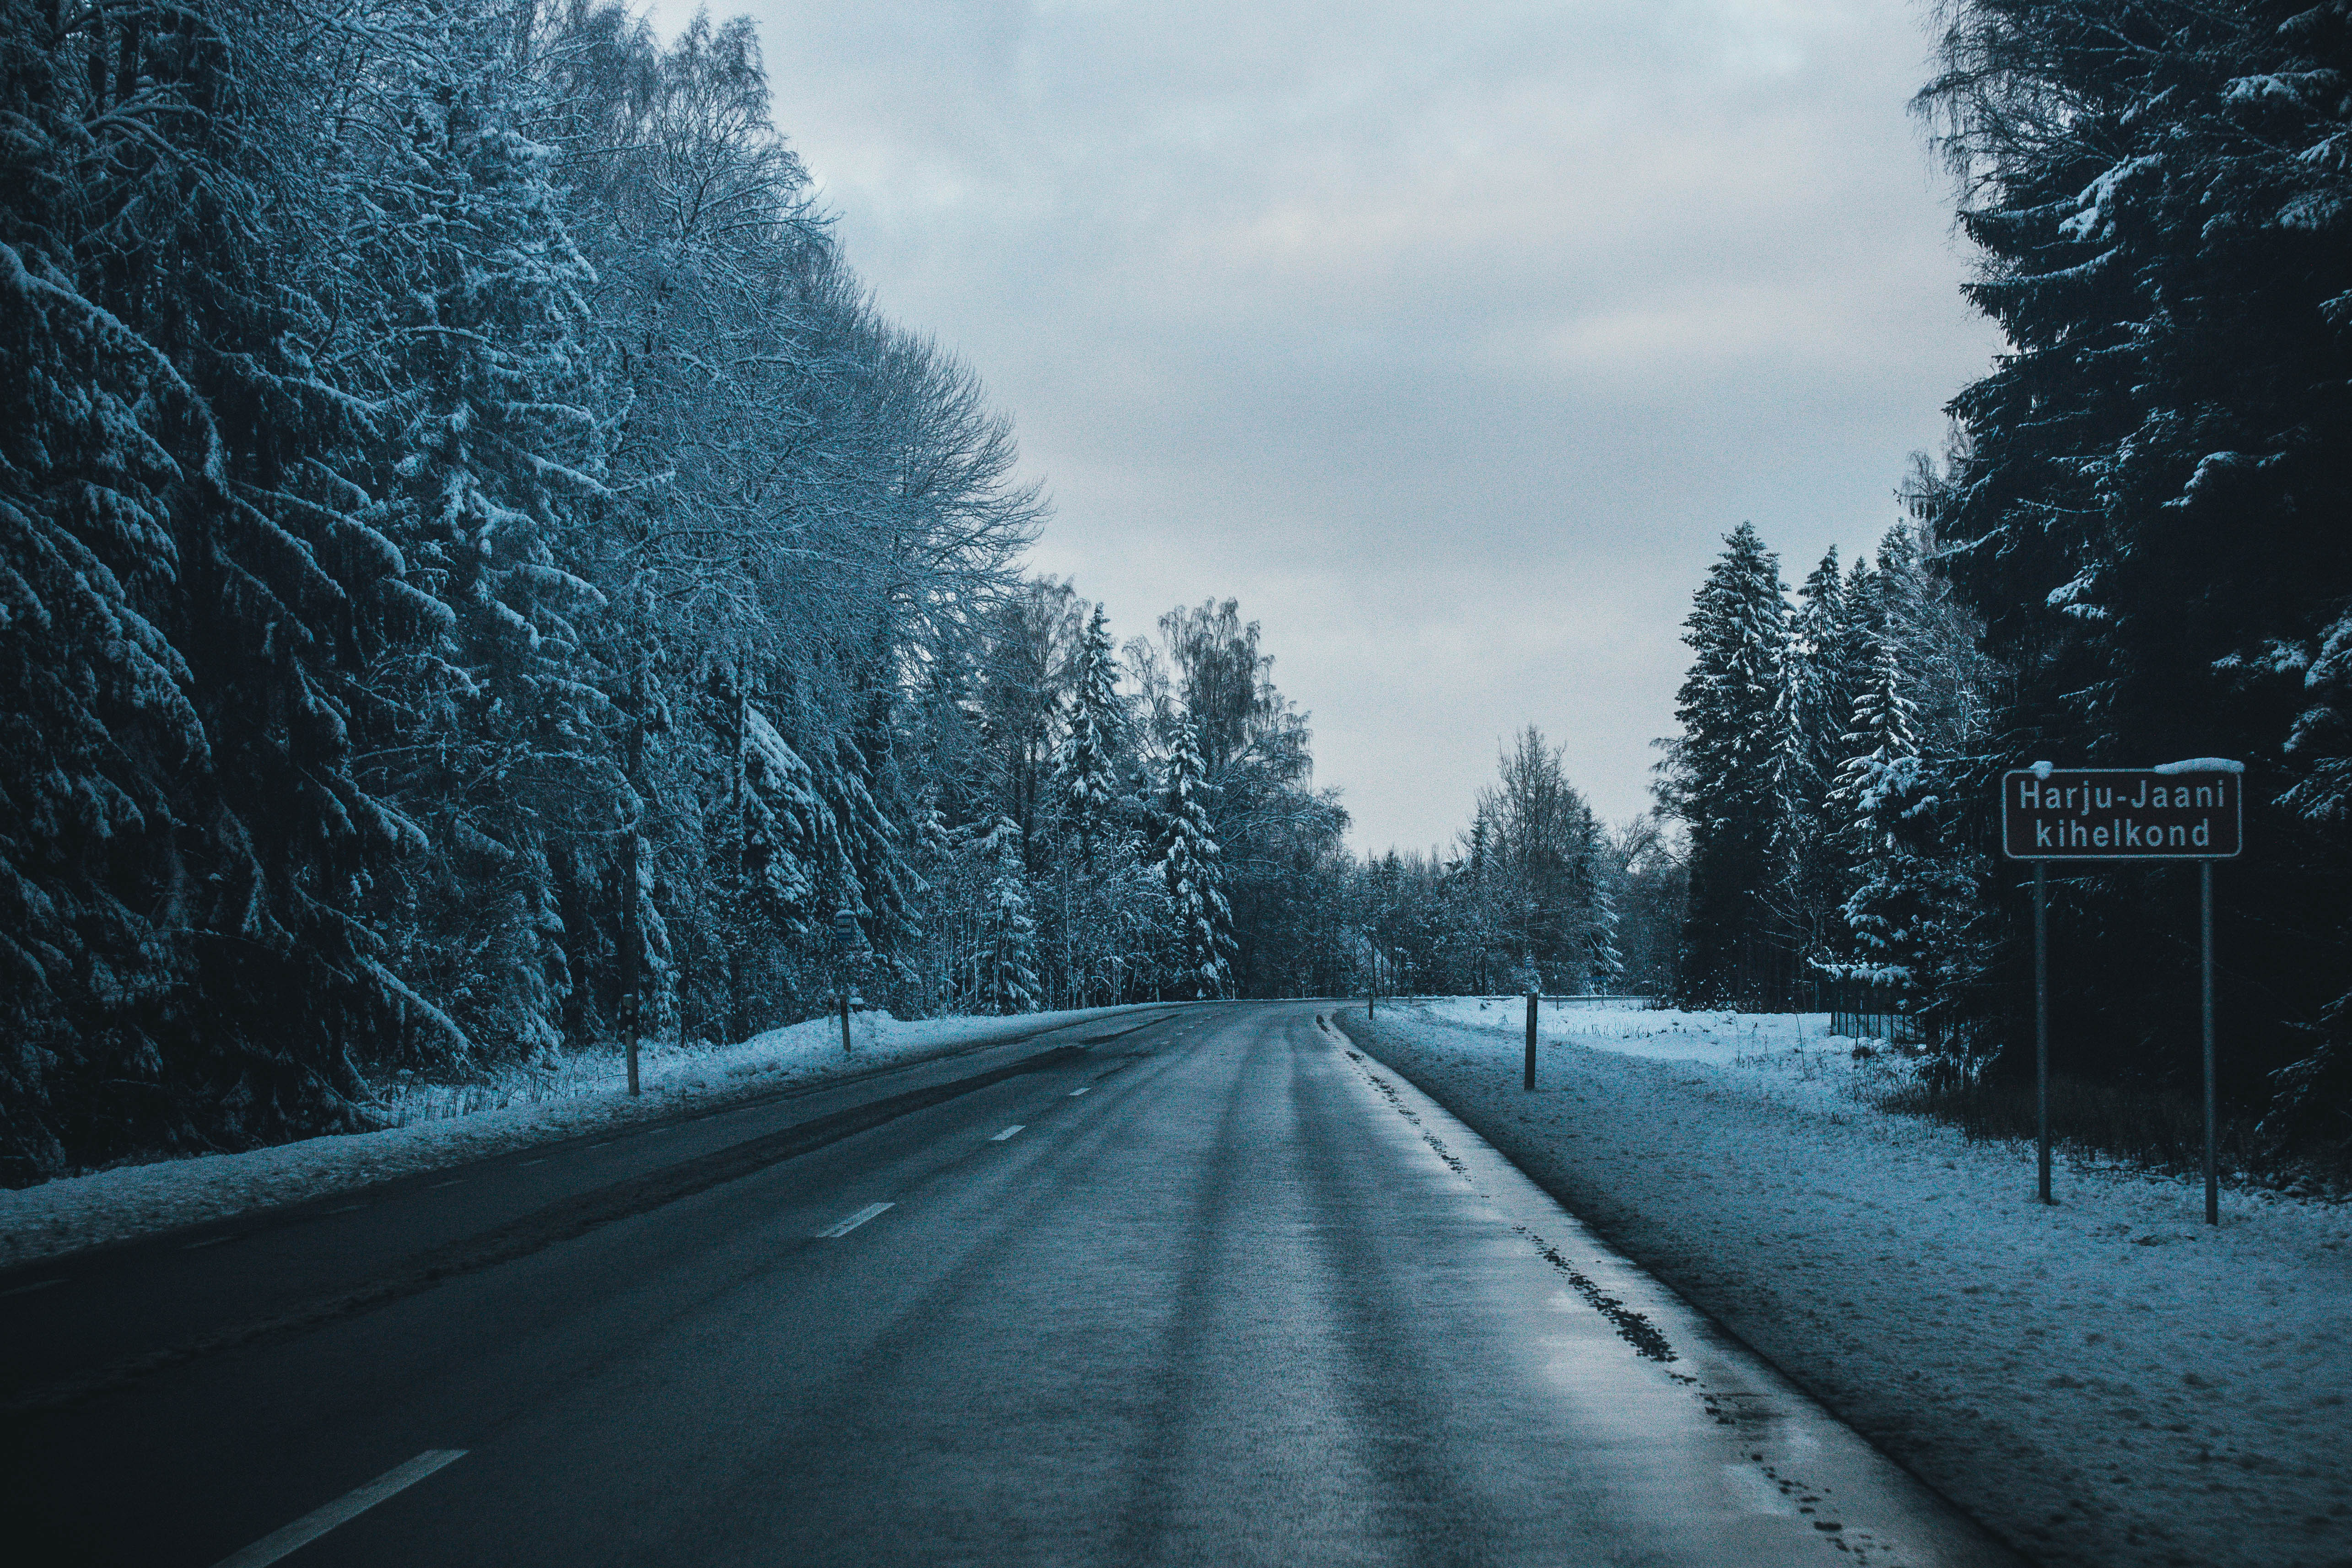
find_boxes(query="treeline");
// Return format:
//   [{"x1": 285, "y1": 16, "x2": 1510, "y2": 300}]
[
  {"x1": 0, "y1": 0, "x2": 1361, "y2": 1184},
  {"x1": 935, "y1": 588, "x2": 1354, "y2": 1014},
  {"x1": 1656, "y1": 0, "x2": 2352, "y2": 1140},
  {"x1": 1350, "y1": 729, "x2": 1683, "y2": 998},
  {"x1": 1657, "y1": 517, "x2": 1997, "y2": 1022}
]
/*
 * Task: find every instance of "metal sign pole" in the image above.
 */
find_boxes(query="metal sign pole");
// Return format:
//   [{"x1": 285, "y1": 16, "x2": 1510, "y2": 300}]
[
  {"x1": 2202, "y1": 862, "x2": 2217, "y2": 1226},
  {"x1": 2004, "y1": 758, "x2": 2242, "y2": 1215},
  {"x1": 2035, "y1": 861, "x2": 2050, "y2": 1205}
]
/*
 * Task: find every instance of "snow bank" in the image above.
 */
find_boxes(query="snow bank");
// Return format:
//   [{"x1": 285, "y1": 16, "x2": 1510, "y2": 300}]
[
  {"x1": 0, "y1": 1007, "x2": 1140, "y2": 1271},
  {"x1": 1355, "y1": 999, "x2": 2352, "y2": 1568}
]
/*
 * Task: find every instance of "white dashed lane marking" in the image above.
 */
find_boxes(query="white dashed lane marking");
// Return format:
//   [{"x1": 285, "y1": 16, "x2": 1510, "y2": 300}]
[
  {"x1": 815, "y1": 1202, "x2": 895, "y2": 1239},
  {"x1": 210, "y1": 1449, "x2": 467, "y2": 1568},
  {"x1": 1067, "y1": 1087, "x2": 1090, "y2": 1096},
  {"x1": 990, "y1": 1125, "x2": 1025, "y2": 1141}
]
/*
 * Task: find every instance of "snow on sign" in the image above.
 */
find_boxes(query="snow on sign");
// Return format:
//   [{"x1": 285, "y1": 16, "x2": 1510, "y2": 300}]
[{"x1": 2001, "y1": 765, "x2": 2242, "y2": 860}]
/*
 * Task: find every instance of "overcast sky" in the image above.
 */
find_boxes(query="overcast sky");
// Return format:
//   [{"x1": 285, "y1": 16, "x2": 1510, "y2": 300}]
[{"x1": 647, "y1": 0, "x2": 2006, "y2": 856}]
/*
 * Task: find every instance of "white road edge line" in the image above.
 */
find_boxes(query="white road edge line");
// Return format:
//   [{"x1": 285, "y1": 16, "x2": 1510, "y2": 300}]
[
  {"x1": 210, "y1": 1449, "x2": 467, "y2": 1568},
  {"x1": 816, "y1": 1202, "x2": 895, "y2": 1239},
  {"x1": 990, "y1": 1125, "x2": 1025, "y2": 1141},
  {"x1": 1067, "y1": 1086, "x2": 1090, "y2": 1096},
  {"x1": 0, "y1": 1277, "x2": 65, "y2": 1299}
]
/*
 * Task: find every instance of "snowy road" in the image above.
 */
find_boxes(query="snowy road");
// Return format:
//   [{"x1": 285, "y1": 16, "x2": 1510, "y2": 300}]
[{"x1": 4, "y1": 1004, "x2": 2018, "y2": 1566}]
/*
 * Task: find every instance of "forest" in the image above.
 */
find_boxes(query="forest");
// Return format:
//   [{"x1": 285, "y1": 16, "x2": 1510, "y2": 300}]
[
  {"x1": 1654, "y1": 0, "x2": 2352, "y2": 1150},
  {"x1": 5, "y1": 0, "x2": 2348, "y2": 1182},
  {"x1": 0, "y1": 0, "x2": 1388, "y2": 1183}
]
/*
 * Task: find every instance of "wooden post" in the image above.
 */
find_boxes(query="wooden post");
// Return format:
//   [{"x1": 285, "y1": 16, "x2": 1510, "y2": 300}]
[
  {"x1": 1523, "y1": 992, "x2": 1537, "y2": 1091},
  {"x1": 840, "y1": 988, "x2": 853, "y2": 1056}
]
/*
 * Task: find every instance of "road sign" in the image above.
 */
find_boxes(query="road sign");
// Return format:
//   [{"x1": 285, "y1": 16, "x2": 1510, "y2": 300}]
[
  {"x1": 832, "y1": 908, "x2": 862, "y2": 949},
  {"x1": 2001, "y1": 764, "x2": 2242, "y2": 860},
  {"x1": 2005, "y1": 757, "x2": 2244, "y2": 1225}
]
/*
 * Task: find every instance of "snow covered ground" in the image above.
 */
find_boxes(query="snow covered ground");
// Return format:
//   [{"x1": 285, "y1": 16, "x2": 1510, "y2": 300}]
[
  {"x1": 0, "y1": 1006, "x2": 1144, "y2": 1272},
  {"x1": 1353, "y1": 998, "x2": 2352, "y2": 1568}
]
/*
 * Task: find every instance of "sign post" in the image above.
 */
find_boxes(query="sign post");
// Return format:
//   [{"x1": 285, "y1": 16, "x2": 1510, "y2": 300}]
[
  {"x1": 2001, "y1": 759, "x2": 2242, "y2": 1220},
  {"x1": 832, "y1": 908, "x2": 866, "y2": 1056},
  {"x1": 1524, "y1": 992, "x2": 1537, "y2": 1092},
  {"x1": 2202, "y1": 861, "x2": 2218, "y2": 1226},
  {"x1": 2034, "y1": 860, "x2": 2049, "y2": 1204}
]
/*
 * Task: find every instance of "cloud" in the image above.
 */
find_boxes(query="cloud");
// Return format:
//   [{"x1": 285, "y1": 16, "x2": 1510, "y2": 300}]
[{"x1": 648, "y1": 0, "x2": 2004, "y2": 848}]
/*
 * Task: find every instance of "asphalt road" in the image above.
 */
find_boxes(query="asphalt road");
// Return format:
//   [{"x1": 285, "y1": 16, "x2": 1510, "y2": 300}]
[{"x1": 3, "y1": 1002, "x2": 2021, "y2": 1567}]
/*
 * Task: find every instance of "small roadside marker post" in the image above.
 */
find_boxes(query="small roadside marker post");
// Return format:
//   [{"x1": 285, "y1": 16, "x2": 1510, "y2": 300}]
[
  {"x1": 1524, "y1": 992, "x2": 1537, "y2": 1091},
  {"x1": 832, "y1": 907, "x2": 865, "y2": 1056},
  {"x1": 2001, "y1": 758, "x2": 2242, "y2": 1221}
]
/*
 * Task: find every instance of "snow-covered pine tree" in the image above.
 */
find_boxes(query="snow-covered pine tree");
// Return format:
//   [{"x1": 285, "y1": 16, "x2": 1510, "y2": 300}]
[
  {"x1": 346, "y1": 0, "x2": 616, "y2": 1065},
  {"x1": 1659, "y1": 522, "x2": 1791, "y2": 1005},
  {"x1": 1824, "y1": 639, "x2": 1927, "y2": 986},
  {"x1": 0, "y1": 88, "x2": 215, "y2": 1177},
  {"x1": 827, "y1": 714, "x2": 917, "y2": 963},
  {"x1": 1921, "y1": 0, "x2": 2352, "y2": 1119},
  {"x1": 975, "y1": 817, "x2": 1041, "y2": 1014},
  {"x1": 1154, "y1": 720, "x2": 1235, "y2": 999},
  {"x1": 0, "y1": 0, "x2": 437, "y2": 1174},
  {"x1": 1769, "y1": 548, "x2": 1872, "y2": 974},
  {"x1": 1052, "y1": 603, "x2": 1125, "y2": 870},
  {"x1": 1821, "y1": 621, "x2": 1993, "y2": 1058}
]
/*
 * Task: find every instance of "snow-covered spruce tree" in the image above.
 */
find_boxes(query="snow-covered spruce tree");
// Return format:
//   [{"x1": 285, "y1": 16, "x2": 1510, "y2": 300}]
[
  {"x1": 1132, "y1": 598, "x2": 1342, "y2": 995},
  {"x1": 0, "y1": 0, "x2": 445, "y2": 1176},
  {"x1": 1920, "y1": 0, "x2": 2352, "y2": 1124},
  {"x1": 1820, "y1": 582, "x2": 1997, "y2": 1066},
  {"x1": 1154, "y1": 721, "x2": 1235, "y2": 999},
  {"x1": 1823, "y1": 642, "x2": 1928, "y2": 988},
  {"x1": 1770, "y1": 548, "x2": 1870, "y2": 972},
  {"x1": 1658, "y1": 523, "x2": 1791, "y2": 1005},
  {"x1": 0, "y1": 38, "x2": 219, "y2": 1177},
  {"x1": 980, "y1": 579, "x2": 1084, "y2": 863},
  {"x1": 1053, "y1": 603, "x2": 1125, "y2": 870},
  {"x1": 344, "y1": 0, "x2": 617, "y2": 1065},
  {"x1": 975, "y1": 817, "x2": 1041, "y2": 1014}
]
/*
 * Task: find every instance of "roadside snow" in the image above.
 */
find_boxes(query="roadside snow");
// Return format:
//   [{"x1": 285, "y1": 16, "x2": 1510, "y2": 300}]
[
  {"x1": 1355, "y1": 999, "x2": 2352, "y2": 1568},
  {"x1": 0, "y1": 1006, "x2": 1143, "y2": 1272}
]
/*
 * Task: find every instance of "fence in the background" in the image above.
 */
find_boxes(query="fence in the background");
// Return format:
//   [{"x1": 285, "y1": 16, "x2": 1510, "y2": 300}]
[
  {"x1": 1819, "y1": 980, "x2": 1926, "y2": 1046},
  {"x1": 1377, "y1": 989, "x2": 1931, "y2": 1045}
]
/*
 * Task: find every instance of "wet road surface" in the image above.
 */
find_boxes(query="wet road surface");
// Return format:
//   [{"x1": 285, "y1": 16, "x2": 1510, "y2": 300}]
[{"x1": 3, "y1": 1002, "x2": 2020, "y2": 1566}]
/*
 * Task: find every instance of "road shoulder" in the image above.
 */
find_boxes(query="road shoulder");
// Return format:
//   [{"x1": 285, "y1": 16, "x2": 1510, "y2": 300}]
[
  {"x1": 0, "y1": 1005, "x2": 1165, "y2": 1272},
  {"x1": 1341, "y1": 1002, "x2": 2352, "y2": 1568}
]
